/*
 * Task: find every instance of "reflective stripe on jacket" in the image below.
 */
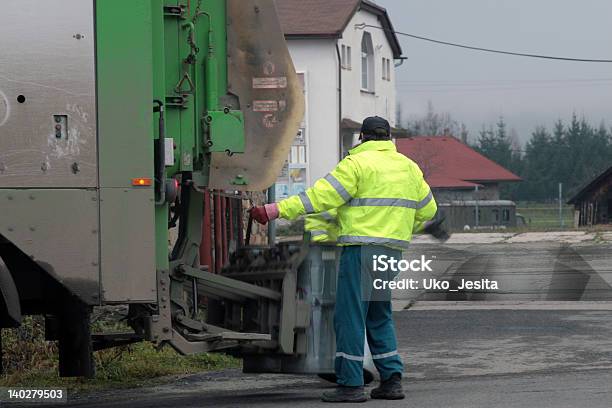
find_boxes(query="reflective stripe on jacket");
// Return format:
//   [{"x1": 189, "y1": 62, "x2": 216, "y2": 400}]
[
  {"x1": 304, "y1": 209, "x2": 339, "y2": 243},
  {"x1": 278, "y1": 140, "x2": 437, "y2": 249}
]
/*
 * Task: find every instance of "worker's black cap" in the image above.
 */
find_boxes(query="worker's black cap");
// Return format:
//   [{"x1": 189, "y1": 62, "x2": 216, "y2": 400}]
[{"x1": 361, "y1": 116, "x2": 391, "y2": 138}]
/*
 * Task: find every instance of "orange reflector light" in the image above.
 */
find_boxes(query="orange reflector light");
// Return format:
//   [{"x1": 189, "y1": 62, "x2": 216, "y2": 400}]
[{"x1": 132, "y1": 178, "x2": 153, "y2": 187}]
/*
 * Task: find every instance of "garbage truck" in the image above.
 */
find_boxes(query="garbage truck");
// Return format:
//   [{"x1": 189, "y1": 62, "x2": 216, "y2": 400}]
[{"x1": 0, "y1": 0, "x2": 377, "y2": 380}]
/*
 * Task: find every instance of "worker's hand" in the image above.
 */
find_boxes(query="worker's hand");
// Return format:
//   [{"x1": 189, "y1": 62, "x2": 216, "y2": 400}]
[
  {"x1": 423, "y1": 217, "x2": 450, "y2": 242},
  {"x1": 249, "y1": 203, "x2": 280, "y2": 226},
  {"x1": 249, "y1": 206, "x2": 269, "y2": 225}
]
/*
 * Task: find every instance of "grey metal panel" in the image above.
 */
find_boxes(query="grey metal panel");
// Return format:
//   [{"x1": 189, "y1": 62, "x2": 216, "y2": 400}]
[
  {"x1": 208, "y1": 0, "x2": 305, "y2": 191},
  {"x1": 0, "y1": 189, "x2": 99, "y2": 304},
  {"x1": 100, "y1": 188, "x2": 156, "y2": 303},
  {"x1": 0, "y1": 0, "x2": 97, "y2": 187}
]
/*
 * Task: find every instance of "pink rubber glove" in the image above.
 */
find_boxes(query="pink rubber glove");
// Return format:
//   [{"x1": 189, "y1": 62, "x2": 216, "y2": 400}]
[
  {"x1": 249, "y1": 203, "x2": 279, "y2": 226},
  {"x1": 264, "y1": 203, "x2": 279, "y2": 221}
]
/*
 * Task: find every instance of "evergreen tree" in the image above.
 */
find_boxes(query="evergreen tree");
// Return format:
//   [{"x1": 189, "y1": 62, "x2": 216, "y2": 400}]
[
  {"x1": 521, "y1": 127, "x2": 553, "y2": 201},
  {"x1": 496, "y1": 116, "x2": 612, "y2": 201}
]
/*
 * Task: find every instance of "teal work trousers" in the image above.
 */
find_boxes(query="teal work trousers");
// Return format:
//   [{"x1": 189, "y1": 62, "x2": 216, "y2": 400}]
[{"x1": 334, "y1": 245, "x2": 404, "y2": 386}]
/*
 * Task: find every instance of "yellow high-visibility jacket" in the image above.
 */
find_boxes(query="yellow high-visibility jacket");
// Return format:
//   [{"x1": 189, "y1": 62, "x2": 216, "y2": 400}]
[
  {"x1": 278, "y1": 140, "x2": 437, "y2": 249},
  {"x1": 412, "y1": 221, "x2": 427, "y2": 234},
  {"x1": 304, "y1": 209, "x2": 339, "y2": 243}
]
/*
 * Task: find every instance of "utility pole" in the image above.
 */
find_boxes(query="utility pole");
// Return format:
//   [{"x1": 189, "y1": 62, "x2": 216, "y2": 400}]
[
  {"x1": 474, "y1": 185, "x2": 479, "y2": 228},
  {"x1": 559, "y1": 183, "x2": 564, "y2": 228}
]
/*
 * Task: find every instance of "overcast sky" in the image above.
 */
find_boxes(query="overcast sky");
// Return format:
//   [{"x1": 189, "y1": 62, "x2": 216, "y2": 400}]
[{"x1": 375, "y1": 0, "x2": 612, "y2": 144}]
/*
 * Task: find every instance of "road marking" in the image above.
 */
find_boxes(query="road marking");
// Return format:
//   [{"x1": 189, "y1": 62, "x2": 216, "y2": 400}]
[{"x1": 404, "y1": 301, "x2": 612, "y2": 311}]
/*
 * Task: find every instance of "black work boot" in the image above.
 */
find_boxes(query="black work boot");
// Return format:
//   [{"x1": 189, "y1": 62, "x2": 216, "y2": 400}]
[
  {"x1": 370, "y1": 373, "x2": 405, "y2": 400},
  {"x1": 321, "y1": 386, "x2": 367, "y2": 403}
]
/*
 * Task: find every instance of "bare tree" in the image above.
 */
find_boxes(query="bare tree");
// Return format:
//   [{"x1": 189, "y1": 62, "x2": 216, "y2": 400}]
[
  {"x1": 396, "y1": 101, "x2": 404, "y2": 128},
  {"x1": 460, "y1": 123, "x2": 469, "y2": 144},
  {"x1": 508, "y1": 128, "x2": 522, "y2": 156},
  {"x1": 406, "y1": 101, "x2": 463, "y2": 137}
]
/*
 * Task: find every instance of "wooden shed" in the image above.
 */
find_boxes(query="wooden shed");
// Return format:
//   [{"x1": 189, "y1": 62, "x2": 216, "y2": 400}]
[{"x1": 568, "y1": 166, "x2": 612, "y2": 227}]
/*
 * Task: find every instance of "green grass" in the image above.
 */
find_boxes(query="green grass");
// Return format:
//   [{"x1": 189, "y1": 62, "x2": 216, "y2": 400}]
[
  {"x1": 0, "y1": 316, "x2": 240, "y2": 393},
  {"x1": 516, "y1": 202, "x2": 574, "y2": 229}
]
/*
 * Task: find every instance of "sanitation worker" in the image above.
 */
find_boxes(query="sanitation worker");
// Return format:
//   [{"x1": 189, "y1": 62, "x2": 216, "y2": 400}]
[
  {"x1": 250, "y1": 116, "x2": 441, "y2": 403},
  {"x1": 304, "y1": 209, "x2": 339, "y2": 243}
]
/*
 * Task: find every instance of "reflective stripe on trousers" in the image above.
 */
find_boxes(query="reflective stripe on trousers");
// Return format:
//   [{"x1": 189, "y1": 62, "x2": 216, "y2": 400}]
[
  {"x1": 372, "y1": 350, "x2": 399, "y2": 360},
  {"x1": 336, "y1": 350, "x2": 399, "y2": 361},
  {"x1": 335, "y1": 352, "x2": 364, "y2": 362}
]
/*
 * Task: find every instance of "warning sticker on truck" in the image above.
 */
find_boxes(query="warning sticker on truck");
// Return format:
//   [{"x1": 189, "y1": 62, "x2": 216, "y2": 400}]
[
  {"x1": 262, "y1": 114, "x2": 278, "y2": 128},
  {"x1": 252, "y1": 77, "x2": 288, "y2": 89},
  {"x1": 253, "y1": 100, "x2": 279, "y2": 112}
]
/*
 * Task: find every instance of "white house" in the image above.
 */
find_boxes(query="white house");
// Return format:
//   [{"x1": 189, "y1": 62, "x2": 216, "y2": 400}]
[{"x1": 274, "y1": 0, "x2": 404, "y2": 199}]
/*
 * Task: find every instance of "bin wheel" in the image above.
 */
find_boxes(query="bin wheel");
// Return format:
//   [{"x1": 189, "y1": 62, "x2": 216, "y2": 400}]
[{"x1": 317, "y1": 369, "x2": 375, "y2": 385}]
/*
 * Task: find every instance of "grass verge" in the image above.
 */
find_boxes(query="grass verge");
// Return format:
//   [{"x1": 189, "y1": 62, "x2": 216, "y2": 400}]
[
  {"x1": 516, "y1": 203, "x2": 574, "y2": 229},
  {"x1": 0, "y1": 316, "x2": 240, "y2": 393}
]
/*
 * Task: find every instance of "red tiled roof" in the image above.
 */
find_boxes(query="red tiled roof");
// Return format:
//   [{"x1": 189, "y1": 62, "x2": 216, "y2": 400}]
[
  {"x1": 426, "y1": 175, "x2": 482, "y2": 189},
  {"x1": 275, "y1": 0, "x2": 403, "y2": 58},
  {"x1": 396, "y1": 136, "x2": 522, "y2": 189}
]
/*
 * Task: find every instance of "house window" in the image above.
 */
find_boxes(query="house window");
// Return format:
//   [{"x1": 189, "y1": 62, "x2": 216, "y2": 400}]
[
  {"x1": 382, "y1": 58, "x2": 392, "y2": 81},
  {"x1": 361, "y1": 32, "x2": 374, "y2": 92},
  {"x1": 341, "y1": 45, "x2": 352, "y2": 70},
  {"x1": 382, "y1": 58, "x2": 387, "y2": 80},
  {"x1": 346, "y1": 46, "x2": 352, "y2": 69}
]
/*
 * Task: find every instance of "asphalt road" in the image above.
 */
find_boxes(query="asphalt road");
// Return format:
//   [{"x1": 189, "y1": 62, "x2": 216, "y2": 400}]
[
  {"x1": 394, "y1": 241, "x2": 612, "y2": 302},
  {"x1": 61, "y1": 309, "x2": 612, "y2": 408}
]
